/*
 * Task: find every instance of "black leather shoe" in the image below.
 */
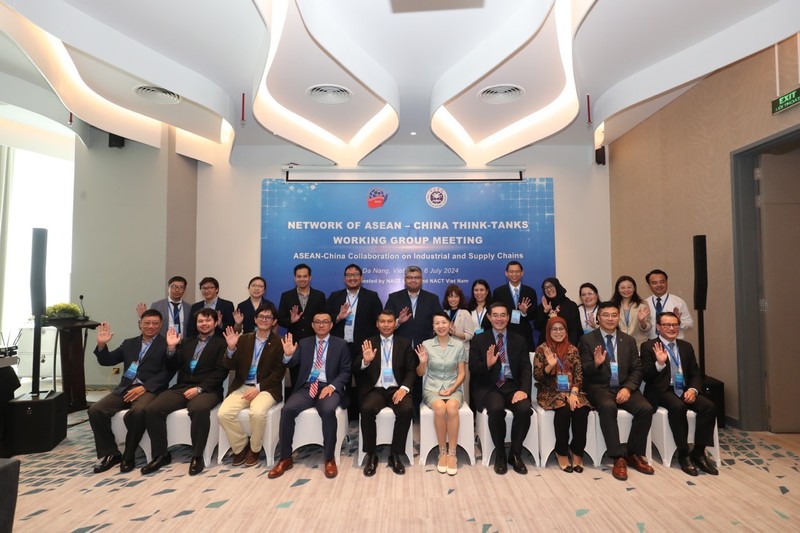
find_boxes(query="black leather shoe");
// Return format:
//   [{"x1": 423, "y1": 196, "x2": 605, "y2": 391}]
[
  {"x1": 141, "y1": 453, "x2": 171, "y2": 475},
  {"x1": 93, "y1": 453, "x2": 121, "y2": 474},
  {"x1": 119, "y1": 457, "x2": 136, "y2": 473},
  {"x1": 679, "y1": 455, "x2": 699, "y2": 476},
  {"x1": 363, "y1": 453, "x2": 378, "y2": 477},
  {"x1": 388, "y1": 453, "x2": 405, "y2": 475},
  {"x1": 189, "y1": 456, "x2": 205, "y2": 476},
  {"x1": 692, "y1": 453, "x2": 719, "y2": 475},
  {"x1": 509, "y1": 452, "x2": 528, "y2": 475},
  {"x1": 494, "y1": 454, "x2": 508, "y2": 475}
]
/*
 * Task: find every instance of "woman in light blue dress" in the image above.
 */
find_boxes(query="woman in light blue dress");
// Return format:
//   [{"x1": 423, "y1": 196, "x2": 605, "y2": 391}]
[{"x1": 415, "y1": 312, "x2": 466, "y2": 475}]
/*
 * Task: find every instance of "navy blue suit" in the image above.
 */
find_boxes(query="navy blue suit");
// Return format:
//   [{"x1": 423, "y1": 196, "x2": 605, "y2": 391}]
[
  {"x1": 385, "y1": 289, "x2": 442, "y2": 348},
  {"x1": 492, "y1": 283, "x2": 538, "y2": 351},
  {"x1": 279, "y1": 335, "x2": 351, "y2": 460}
]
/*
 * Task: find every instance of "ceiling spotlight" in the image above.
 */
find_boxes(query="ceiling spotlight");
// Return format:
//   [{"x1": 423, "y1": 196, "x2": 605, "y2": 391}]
[
  {"x1": 410, "y1": 131, "x2": 417, "y2": 136},
  {"x1": 478, "y1": 84, "x2": 524, "y2": 104},
  {"x1": 133, "y1": 86, "x2": 182, "y2": 105},
  {"x1": 307, "y1": 84, "x2": 352, "y2": 104}
]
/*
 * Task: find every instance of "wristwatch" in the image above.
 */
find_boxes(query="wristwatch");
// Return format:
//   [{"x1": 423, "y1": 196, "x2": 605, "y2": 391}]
[{"x1": 196, "y1": 386, "x2": 204, "y2": 394}]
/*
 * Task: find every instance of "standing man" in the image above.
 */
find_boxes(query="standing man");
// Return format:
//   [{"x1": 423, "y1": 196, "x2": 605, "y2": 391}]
[
  {"x1": 219, "y1": 303, "x2": 285, "y2": 467},
  {"x1": 386, "y1": 265, "x2": 442, "y2": 347},
  {"x1": 644, "y1": 269, "x2": 694, "y2": 339},
  {"x1": 579, "y1": 301, "x2": 654, "y2": 481},
  {"x1": 186, "y1": 277, "x2": 235, "y2": 338},
  {"x1": 641, "y1": 312, "x2": 718, "y2": 476},
  {"x1": 356, "y1": 309, "x2": 416, "y2": 476},
  {"x1": 492, "y1": 261, "x2": 537, "y2": 351},
  {"x1": 142, "y1": 308, "x2": 227, "y2": 476},
  {"x1": 469, "y1": 302, "x2": 533, "y2": 475},
  {"x1": 87, "y1": 310, "x2": 172, "y2": 473},
  {"x1": 268, "y1": 312, "x2": 351, "y2": 479},
  {"x1": 137, "y1": 275, "x2": 192, "y2": 337},
  {"x1": 327, "y1": 264, "x2": 383, "y2": 419}
]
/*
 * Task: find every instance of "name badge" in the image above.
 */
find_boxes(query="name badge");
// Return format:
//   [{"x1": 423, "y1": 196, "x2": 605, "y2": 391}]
[
  {"x1": 345, "y1": 313, "x2": 354, "y2": 326},
  {"x1": 189, "y1": 359, "x2": 198, "y2": 373},
  {"x1": 382, "y1": 367, "x2": 394, "y2": 385},
  {"x1": 511, "y1": 310, "x2": 522, "y2": 324},
  {"x1": 123, "y1": 361, "x2": 139, "y2": 380},
  {"x1": 474, "y1": 328, "x2": 484, "y2": 335},
  {"x1": 309, "y1": 368, "x2": 321, "y2": 382},
  {"x1": 609, "y1": 362, "x2": 619, "y2": 387},
  {"x1": 247, "y1": 365, "x2": 257, "y2": 382},
  {"x1": 674, "y1": 372, "x2": 685, "y2": 396},
  {"x1": 556, "y1": 374, "x2": 569, "y2": 392}
]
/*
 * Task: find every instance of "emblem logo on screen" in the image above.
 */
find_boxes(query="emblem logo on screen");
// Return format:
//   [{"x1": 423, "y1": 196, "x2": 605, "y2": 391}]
[
  {"x1": 367, "y1": 187, "x2": 388, "y2": 209},
  {"x1": 426, "y1": 187, "x2": 447, "y2": 208}
]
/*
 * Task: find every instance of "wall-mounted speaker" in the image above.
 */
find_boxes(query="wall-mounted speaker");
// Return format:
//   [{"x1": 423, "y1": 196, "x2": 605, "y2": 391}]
[
  {"x1": 595, "y1": 146, "x2": 606, "y2": 165},
  {"x1": 108, "y1": 133, "x2": 126, "y2": 148},
  {"x1": 693, "y1": 235, "x2": 708, "y2": 311}
]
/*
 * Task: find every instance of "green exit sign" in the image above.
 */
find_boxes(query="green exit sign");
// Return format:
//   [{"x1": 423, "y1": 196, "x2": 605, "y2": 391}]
[{"x1": 772, "y1": 87, "x2": 800, "y2": 114}]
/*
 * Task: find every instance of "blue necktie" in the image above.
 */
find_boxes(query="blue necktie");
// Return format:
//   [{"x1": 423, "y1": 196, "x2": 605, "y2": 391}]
[{"x1": 171, "y1": 302, "x2": 181, "y2": 334}]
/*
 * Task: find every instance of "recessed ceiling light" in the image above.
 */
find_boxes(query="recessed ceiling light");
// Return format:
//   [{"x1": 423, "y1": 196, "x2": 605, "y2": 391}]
[
  {"x1": 307, "y1": 84, "x2": 352, "y2": 104},
  {"x1": 478, "y1": 84, "x2": 524, "y2": 104},
  {"x1": 410, "y1": 131, "x2": 417, "y2": 136},
  {"x1": 133, "y1": 86, "x2": 182, "y2": 105}
]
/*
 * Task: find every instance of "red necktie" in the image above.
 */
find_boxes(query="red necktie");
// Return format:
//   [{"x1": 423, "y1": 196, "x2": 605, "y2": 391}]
[{"x1": 496, "y1": 333, "x2": 506, "y2": 388}]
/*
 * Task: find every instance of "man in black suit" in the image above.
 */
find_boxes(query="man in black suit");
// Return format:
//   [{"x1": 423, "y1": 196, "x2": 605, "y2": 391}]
[
  {"x1": 385, "y1": 265, "x2": 442, "y2": 348},
  {"x1": 136, "y1": 275, "x2": 192, "y2": 337},
  {"x1": 87, "y1": 310, "x2": 172, "y2": 473},
  {"x1": 327, "y1": 263, "x2": 383, "y2": 420},
  {"x1": 492, "y1": 261, "x2": 537, "y2": 351},
  {"x1": 641, "y1": 312, "x2": 718, "y2": 476},
  {"x1": 469, "y1": 302, "x2": 533, "y2": 475},
  {"x1": 579, "y1": 301, "x2": 654, "y2": 481},
  {"x1": 268, "y1": 312, "x2": 351, "y2": 480},
  {"x1": 356, "y1": 309, "x2": 415, "y2": 476},
  {"x1": 141, "y1": 308, "x2": 228, "y2": 476},
  {"x1": 186, "y1": 276, "x2": 235, "y2": 338}
]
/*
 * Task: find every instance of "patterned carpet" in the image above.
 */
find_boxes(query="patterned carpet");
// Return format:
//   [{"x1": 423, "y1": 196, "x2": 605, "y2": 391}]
[{"x1": 12, "y1": 413, "x2": 800, "y2": 532}]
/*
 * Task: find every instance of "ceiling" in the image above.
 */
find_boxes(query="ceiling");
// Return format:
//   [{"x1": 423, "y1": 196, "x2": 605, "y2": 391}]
[{"x1": 0, "y1": 0, "x2": 797, "y2": 169}]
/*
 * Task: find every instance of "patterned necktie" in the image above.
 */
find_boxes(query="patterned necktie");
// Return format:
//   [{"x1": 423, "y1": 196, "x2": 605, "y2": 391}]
[
  {"x1": 513, "y1": 288, "x2": 520, "y2": 308},
  {"x1": 655, "y1": 297, "x2": 663, "y2": 316},
  {"x1": 605, "y1": 334, "x2": 616, "y2": 363},
  {"x1": 496, "y1": 333, "x2": 507, "y2": 388},
  {"x1": 171, "y1": 302, "x2": 181, "y2": 334},
  {"x1": 309, "y1": 339, "x2": 324, "y2": 398},
  {"x1": 667, "y1": 342, "x2": 683, "y2": 397}
]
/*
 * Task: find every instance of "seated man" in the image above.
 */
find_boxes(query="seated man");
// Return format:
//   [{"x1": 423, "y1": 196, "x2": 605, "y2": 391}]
[
  {"x1": 356, "y1": 309, "x2": 415, "y2": 476},
  {"x1": 469, "y1": 302, "x2": 533, "y2": 475},
  {"x1": 579, "y1": 301, "x2": 654, "y2": 481},
  {"x1": 268, "y1": 312, "x2": 351, "y2": 479},
  {"x1": 219, "y1": 303, "x2": 285, "y2": 467},
  {"x1": 87, "y1": 310, "x2": 172, "y2": 473},
  {"x1": 641, "y1": 311, "x2": 718, "y2": 476},
  {"x1": 142, "y1": 308, "x2": 227, "y2": 476}
]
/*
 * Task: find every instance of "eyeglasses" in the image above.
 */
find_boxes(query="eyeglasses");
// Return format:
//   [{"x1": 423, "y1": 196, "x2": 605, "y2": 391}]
[
  {"x1": 543, "y1": 284, "x2": 555, "y2": 290},
  {"x1": 345, "y1": 273, "x2": 361, "y2": 278},
  {"x1": 169, "y1": 284, "x2": 185, "y2": 290},
  {"x1": 141, "y1": 321, "x2": 161, "y2": 327},
  {"x1": 256, "y1": 315, "x2": 274, "y2": 322},
  {"x1": 659, "y1": 323, "x2": 680, "y2": 329},
  {"x1": 550, "y1": 326, "x2": 566, "y2": 332},
  {"x1": 312, "y1": 320, "x2": 332, "y2": 325},
  {"x1": 200, "y1": 285, "x2": 216, "y2": 291},
  {"x1": 405, "y1": 275, "x2": 421, "y2": 280}
]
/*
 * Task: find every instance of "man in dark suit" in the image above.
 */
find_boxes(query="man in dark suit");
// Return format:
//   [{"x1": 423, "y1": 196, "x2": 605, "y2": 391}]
[
  {"x1": 268, "y1": 311, "x2": 351, "y2": 479},
  {"x1": 87, "y1": 310, "x2": 172, "y2": 473},
  {"x1": 469, "y1": 302, "x2": 533, "y2": 475},
  {"x1": 356, "y1": 309, "x2": 415, "y2": 476},
  {"x1": 186, "y1": 276, "x2": 235, "y2": 338},
  {"x1": 141, "y1": 308, "x2": 228, "y2": 476},
  {"x1": 492, "y1": 261, "x2": 537, "y2": 351},
  {"x1": 219, "y1": 302, "x2": 285, "y2": 467},
  {"x1": 579, "y1": 301, "x2": 654, "y2": 481},
  {"x1": 327, "y1": 263, "x2": 383, "y2": 420},
  {"x1": 137, "y1": 275, "x2": 192, "y2": 337},
  {"x1": 641, "y1": 311, "x2": 718, "y2": 476}
]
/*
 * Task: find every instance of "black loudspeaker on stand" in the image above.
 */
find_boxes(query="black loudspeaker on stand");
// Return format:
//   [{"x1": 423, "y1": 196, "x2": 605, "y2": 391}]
[
  {"x1": 7, "y1": 228, "x2": 68, "y2": 454},
  {"x1": 693, "y1": 234, "x2": 725, "y2": 428}
]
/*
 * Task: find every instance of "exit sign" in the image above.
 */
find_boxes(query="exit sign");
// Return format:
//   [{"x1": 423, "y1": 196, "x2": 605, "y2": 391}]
[{"x1": 772, "y1": 87, "x2": 800, "y2": 114}]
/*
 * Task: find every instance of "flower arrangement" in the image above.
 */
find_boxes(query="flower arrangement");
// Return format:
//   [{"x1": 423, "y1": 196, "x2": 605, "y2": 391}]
[{"x1": 44, "y1": 303, "x2": 83, "y2": 319}]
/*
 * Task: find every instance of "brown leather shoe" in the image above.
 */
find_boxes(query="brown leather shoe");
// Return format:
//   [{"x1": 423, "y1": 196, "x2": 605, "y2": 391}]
[
  {"x1": 612, "y1": 457, "x2": 628, "y2": 480},
  {"x1": 324, "y1": 459, "x2": 338, "y2": 478},
  {"x1": 626, "y1": 453, "x2": 655, "y2": 475},
  {"x1": 268, "y1": 458, "x2": 293, "y2": 479},
  {"x1": 244, "y1": 446, "x2": 261, "y2": 467},
  {"x1": 231, "y1": 447, "x2": 249, "y2": 467}
]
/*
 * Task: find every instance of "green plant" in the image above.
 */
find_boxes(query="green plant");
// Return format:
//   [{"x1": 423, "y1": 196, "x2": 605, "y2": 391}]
[{"x1": 44, "y1": 303, "x2": 83, "y2": 318}]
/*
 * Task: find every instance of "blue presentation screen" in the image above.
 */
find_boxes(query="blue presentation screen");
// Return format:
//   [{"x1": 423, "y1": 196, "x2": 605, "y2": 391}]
[{"x1": 260, "y1": 178, "x2": 554, "y2": 304}]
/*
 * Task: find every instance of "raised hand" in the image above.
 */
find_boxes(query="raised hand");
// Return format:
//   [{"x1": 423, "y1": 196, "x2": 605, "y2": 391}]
[
  {"x1": 652, "y1": 341, "x2": 668, "y2": 365},
  {"x1": 166, "y1": 327, "x2": 182, "y2": 349},
  {"x1": 542, "y1": 345, "x2": 557, "y2": 370},
  {"x1": 397, "y1": 307, "x2": 411, "y2": 325},
  {"x1": 281, "y1": 333, "x2": 297, "y2": 356},
  {"x1": 672, "y1": 306, "x2": 682, "y2": 321},
  {"x1": 96, "y1": 322, "x2": 113, "y2": 348},
  {"x1": 135, "y1": 303, "x2": 146, "y2": 318},
  {"x1": 289, "y1": 304, "x2": 302, "y2": 324},
  {"x1": 541, "y1": 296, "x2": 552, "y2": 314},
  {"x1": 233, "y1": 308, "x2": 244, "y2": 326},
  {"x1": 593, "y1": 344, "x2": 606, "y2": 367},
  {"x1": 223, "y1": 326, "x2": 240, "y2": 350},
  {"x1": 637, "y1": 304, "x2": 650, "y2": 323},
  {"x1": 337, "y1": 302, "x2": 351, "y2": 322},
  {"x1": 362, "y1": 339, "x2": 376, "y2": 364},
  {"x1": 415, "y1": 344, "x2": 428, "y2": 365},
  {"x1": 518, "y1": 296, "x2": 531, "y2": 314},
  {"x1": 486, "y1": 344, "x2": 499, "y2": 368}
]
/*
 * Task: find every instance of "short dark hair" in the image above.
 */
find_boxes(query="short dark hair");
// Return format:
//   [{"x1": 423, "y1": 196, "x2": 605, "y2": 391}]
[
  {"x1": 657, "y1": 311, "x2": 679, "y2": 324},
  {"x1": 597, "y1": 300, "x2": 619, "y2": 313},
  {"x1": 579, "y1": 282, "x2": 599, "y2": 300},
  {"x1": 168, "y1": 276, "x2": 187, "y2": 287},
  {"x1": 488, "y1": 301, "x2": 510, "y2": 314},
  {"x1": 141, "y1": 309, "x2": 163, "y2": 322},
  {"x1": 294, "y1": 263, "x2": 311, "y2": 276},
  {"x1": 505, "y1": 261, "x2": 523, "y2": 271},
  {"x1": 254, "y1": 302, "x2": 278, "y2": 320},
  {"x1": 378, "y1": 309, "x2": 396, "y2": 320},
  {"x1": 432, "y1": 311, "x2": 450, "y2": 322},
  {"x1": 645, "y1": 269, "x2": 668, "y2": 283},
  {"x1": 248, "y1": 276, "x2": 267, "y2": 288},
  {"x1": 344, "y1": 264, "x2": 362, "y2": 275},
  {"x1": 199, "y1": 277, "x2": 219, "y2": 289},
  {"x1": 313, "y1": 311, "x2": 333, "y2": 322},
  {"x1": 194, "y1": 307, "x2": 217, "y2": 322}
]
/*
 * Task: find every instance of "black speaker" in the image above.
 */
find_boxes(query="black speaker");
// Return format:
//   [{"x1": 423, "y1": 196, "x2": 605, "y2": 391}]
[
  {"x1": 595, "y1": 146, "x2": 606, "y2": 165},
  {"x1": 30, "y1": 228, "x2": 47, "y2": 317},
  {"x1": 108, "y1": 133, "x2": 126, "y2": 148},
  {"x1": 7, "y1": 392, "x2": 67, "y2": 454},
  {"x1": 693, "y1": 235, "x2": 708, "y2": 311}
]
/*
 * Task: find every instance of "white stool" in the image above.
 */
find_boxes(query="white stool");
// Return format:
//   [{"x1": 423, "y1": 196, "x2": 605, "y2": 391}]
[
  {"x1": 357, "y1": 407, "x2": 414, "y2": 466},
  {"x1": 419, "y1": 403, "x2": 476, "y2": 466},
  {"x1": 476, "y1": 407, "x2": 539, "y2": 466},
  {"x1": 593, "y1": 409, "x2": 653, "y2": 466},
  {"x1": 139, "y1": 405, "x2": 222, "y2": 467},
  {"x1": 271, "y1": 406, "x2": 348, "y2": 465},
  {"x1": 111, "y1": 409, "x2": 129, "y2": 448},
  {"x1": 217, "y1": 402, "x2": 284, "y2": 467},
  {"x1": 650, "y1": 407, "x2": 720, "y2": 467},
  {"x1": 534, "y1": 404, "x2": 601, "y2": 468}
]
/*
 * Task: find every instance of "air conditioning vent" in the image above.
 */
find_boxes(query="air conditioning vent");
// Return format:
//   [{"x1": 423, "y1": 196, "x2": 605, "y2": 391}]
[
  {"x1": 133, "y1": 86, "x2": 182, "y2": 105},
  {"x1": 307, "y1": 84, "x2": 352, "y2": 104},
  {"x1": 479, "y1": 84, "x2": 524, "y2": 104}
]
